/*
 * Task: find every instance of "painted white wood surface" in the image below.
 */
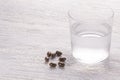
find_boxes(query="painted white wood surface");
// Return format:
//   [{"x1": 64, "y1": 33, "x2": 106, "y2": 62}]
[{"x1": 0, "y1": 0, "x2": 120, "y2": 80}]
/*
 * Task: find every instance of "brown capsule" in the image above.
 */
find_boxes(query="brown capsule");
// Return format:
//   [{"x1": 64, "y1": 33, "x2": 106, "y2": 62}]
[
  {"x1": 45, "y1": 57, "x2": 49, "y2": 62},
  {"x1": 51, "y1": 53, "x2": 56, "y2": 59},
  {"x1": 47, "y1": 52, "x2": 52, "y2": 57},
  {"x1": 58, "y1": 62, "x2": 65, "y2": 67},
  {"x1": 59, "y1": 57, "x2": 66, "y2": 62},
  {"x1": 56, "y1": 51, "x2": 62, "y2": 57},
  {"x1": 49, "y1": 63, "x2": 57, "y2": 68}
]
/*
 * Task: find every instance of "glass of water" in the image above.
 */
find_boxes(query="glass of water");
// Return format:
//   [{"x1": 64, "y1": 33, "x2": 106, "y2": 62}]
[{"x1": 68, "y1": 5, "x2": 114, "y2": 64}]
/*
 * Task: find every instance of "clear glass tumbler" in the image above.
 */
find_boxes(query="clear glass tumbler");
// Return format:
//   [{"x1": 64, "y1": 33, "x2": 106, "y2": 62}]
[{"x1": 68, "y1": 5, "x2": 114, "y2": 64}]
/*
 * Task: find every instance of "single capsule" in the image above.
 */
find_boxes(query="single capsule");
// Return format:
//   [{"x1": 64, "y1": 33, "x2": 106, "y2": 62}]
[
  {"x1": 47, "y1": 51, "x2": 52, "y2": 57},
  {"x1": 59, "y1": 57, "x2": 66, "y2": 62},
  {"x1": 58, "y1": 62, "x2": 65, "y2": 67},
  {"x1": 51, "y1": 53, "x2": 56, "y2": 59},
  {"x1": 45, "y1": 57, "x2": 49, "y2": 63},
  {"x1": 56, "y1": 51, "x2": 62, "y2": 57},
  {"x1": 49, "y1": 63, "x2": 57, "y2": 68}
]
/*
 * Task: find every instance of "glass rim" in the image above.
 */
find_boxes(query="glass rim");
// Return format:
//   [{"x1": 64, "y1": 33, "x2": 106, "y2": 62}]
[{"x1": 68, "y1": 4, "x2": 114, "y2": 20}]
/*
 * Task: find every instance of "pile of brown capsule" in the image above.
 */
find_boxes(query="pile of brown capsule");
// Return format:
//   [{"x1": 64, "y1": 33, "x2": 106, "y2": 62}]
[{"x1": 44, "y1": 51, "x2": 66, "y2": 68}]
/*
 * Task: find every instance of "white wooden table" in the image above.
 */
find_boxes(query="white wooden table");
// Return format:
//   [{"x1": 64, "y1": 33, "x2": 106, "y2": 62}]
[{"x1": 0, "y1": 0, "x2": 120, "y2": 80}]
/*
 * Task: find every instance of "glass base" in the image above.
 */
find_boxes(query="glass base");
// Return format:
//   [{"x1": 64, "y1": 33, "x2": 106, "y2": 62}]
[{"x1": 72, "y1": 56, "x2": 109, "y2": 72}]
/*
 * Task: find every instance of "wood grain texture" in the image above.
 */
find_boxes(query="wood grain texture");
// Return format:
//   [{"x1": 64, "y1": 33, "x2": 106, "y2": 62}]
[{"x1": 0, "y1": 0, "x2": 120, "y2": 80}]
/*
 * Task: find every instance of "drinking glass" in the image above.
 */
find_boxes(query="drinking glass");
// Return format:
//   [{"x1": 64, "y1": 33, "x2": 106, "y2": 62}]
[{"x1": 68, "y1": 5, "x2": 114, "y2": 64}]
